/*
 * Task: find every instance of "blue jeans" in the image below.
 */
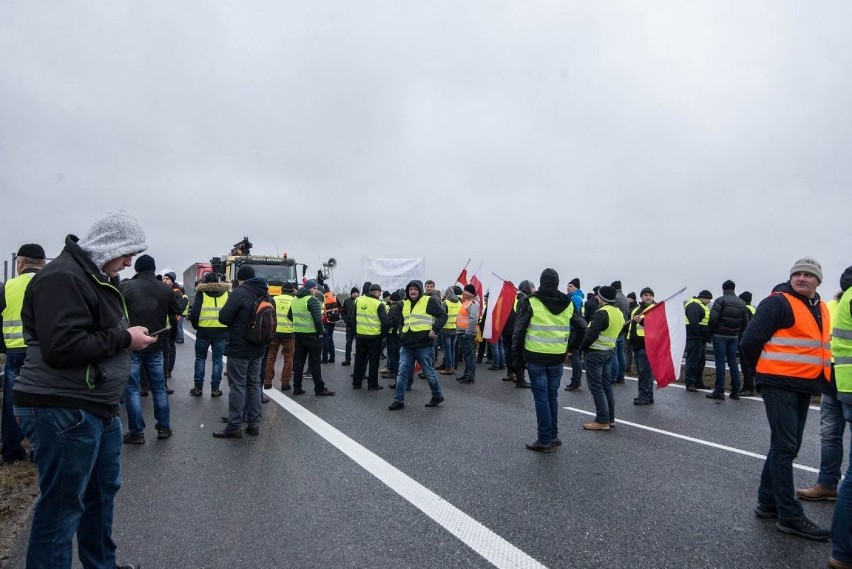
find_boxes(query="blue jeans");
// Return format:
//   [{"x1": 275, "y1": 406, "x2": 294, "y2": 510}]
[
  {"x1": 194, "y1": 336, "x2": 226, "y2": 389},
  {"x1": 635, "y1": 348, "x2": 655, "y2": 402},
  {"x1": 586, "y1": 349, "x2": 614, "y2": 424},
  {"x1": 126, "y1": 351, "x2": 169, "y2": 434},
  {"x1": 830, "y1": 399, "x2": 852, "y2": 564},
  {"x1": 569, "y1": 350, "x2": 582, "y2": 383},
  {"x1": 527, "y1": 362, "x2": 563, "y2": 445},
  {"x1": 394, "y1": 345, "x2": 442, "y2": 403},
  {"x1": 712, "y1": 334, "x2": 741, "y2": 393},
  {"x1": 609, "y1": 336, "x2": 626, "y2": 382},
  {"x1": 176, "y1": 316, "x2": 185, "y2": 342},
  {"x1": 322, "y1": 322, "x2": 337, "y2": 362},
  {"x1": 225, "y1": 356, "x2": 263, "y2": 430},
  {"x1": 2, "y1": 351, "x2": 27, "y2": 461},
  {"x1": 386, "y1": 334, "x2": 400, "y2": 374},
  {"x1": 817, "y1": 392, "x2": 846, "y2": 490},
  {"x1": 458, "y1": 334, "x2": 476, "y2": 380},
  {"x1": 757, "y1": 385, "x2": 811, "y2": 520},
  {"x1": 491, "y1": 338, "x2": 506, "y2": 368},
  {"x1": 441, "y1": 332, "x2": 456, "y2": 370},
  {"x1": 14, "y1": 406, "x2": 122, "y2": 569}
]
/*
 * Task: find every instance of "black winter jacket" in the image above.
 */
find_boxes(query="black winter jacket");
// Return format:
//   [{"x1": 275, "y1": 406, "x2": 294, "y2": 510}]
[
  {"x1": 685, "y1": 299, "x2": 711, "y2": 342},
  {"x1": 218, "y1": 277, "x2": 269, "y2": 359},
  {"x1": 708, "y1": 291, "x2": 749, "y2": 337},
  {"x1": 120, "y1": 271, "x2": 184, "y2": 352},
  {"x1": 13, "y1": 235, "x2": 132, "y2": 418}
]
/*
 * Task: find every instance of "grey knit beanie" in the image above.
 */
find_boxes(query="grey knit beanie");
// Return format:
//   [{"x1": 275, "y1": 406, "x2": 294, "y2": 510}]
[
  {"x1": 78, "y1": 210, "x2": 147, "y2": 271},
  {"x1": 789, "y1": 257, "x2": 823, "y2": 283}
]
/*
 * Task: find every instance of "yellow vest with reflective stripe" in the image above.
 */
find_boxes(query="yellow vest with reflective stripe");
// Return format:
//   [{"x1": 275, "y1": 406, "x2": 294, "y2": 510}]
[
  {"x1": 1, "y1": 273, "x2": 35, "y2": 348},
  {"x1": 198, "y1": 291, "x2": 229, "y2": 328},
  {"x1": 291, "y1": 295, "x2": 315, "y2": 334},
  {"x1": 591, "y1": 304, "x2": 625, "y2": 350},
  {"x1": 684, "y1": 297, "x2": 710, "y2": 325},
  {"x1": 629, "y1": 303, "x2": 655, "y2": 339},
  {"x1": 403, "y1": 295, "x2": 433, "y2": 333},
  {"x1": 443, "y1": 299, "x2": 460, "y2": 331},
  {"x1": 833, "y1": 289, "x2": 852, "y2": 392},
  {"x1": 356, "y1": 295, "x2": 382, "y2": 336},
  {"x1": 747, "y1": 304, "x2": 756, "y2": 316},
  {"x1": 274, "y1": 293, "x2": 294, "y2": 334},
  {"x1": 523, "y1": 297, "x2": 572, "y2": 354}
]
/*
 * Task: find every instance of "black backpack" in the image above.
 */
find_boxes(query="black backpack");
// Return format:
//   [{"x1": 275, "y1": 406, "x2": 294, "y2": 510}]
[{"x1": 246, "y1": 293, "x2": 277, "y2": 345}]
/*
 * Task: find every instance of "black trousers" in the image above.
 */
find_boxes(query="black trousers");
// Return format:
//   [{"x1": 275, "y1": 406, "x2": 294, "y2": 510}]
[
  {"x1": 293, "y1": 336, "x2": 326, "y2": 393},
  {"x1": 353, "y1": 336, "x2": 382, "y2": 387}
]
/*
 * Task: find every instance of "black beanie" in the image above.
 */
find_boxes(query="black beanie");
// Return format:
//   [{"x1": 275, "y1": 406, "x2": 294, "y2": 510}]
[
  {"x1": 569, "y1": 277, "x2": 581, "y2": 289},
  {"x1": 134, "y1": 254, "x2": 156, "y2": 273},
  {"x1": 627, "y1": 292, "x2": 637, "y2": 300},
  {"x1": 739, "y1": 291, "x2": 752, "y2": 304},
  {"x1": 598, "y1": 286, "x2": 617, "y2": 303},
  {"x1": 351, "y1": 287, "x2": 359, "y2": 294},
  {"x1": 640, "y1": 287, "x2": 654, "y2": 297},
  {"x1": 464, "y1": 284, "x2": 476, "y2": 295},
  {"x1": 237, "y1": 265, "x2": 255, "y2": 281},
  {"x1": 17, "y1": 243, "x2": 46, "y2": 259},
  {"x1": 611, "y1": 280, "x2": 622, "y2": 290}
]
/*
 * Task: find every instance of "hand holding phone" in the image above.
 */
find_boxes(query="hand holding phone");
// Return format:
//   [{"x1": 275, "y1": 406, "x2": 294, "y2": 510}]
[{"x1": 147, "y1": 326, "x2": 170, "y2": 337}]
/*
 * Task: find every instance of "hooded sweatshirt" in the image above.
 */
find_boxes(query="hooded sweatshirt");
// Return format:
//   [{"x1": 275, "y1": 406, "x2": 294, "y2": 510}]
[
  {"x1": 400, "y1": 280, "x2": 448, "y2": 349},
  {"x1": 512, "y1": 269, "x2": 587, "y2": 366}
]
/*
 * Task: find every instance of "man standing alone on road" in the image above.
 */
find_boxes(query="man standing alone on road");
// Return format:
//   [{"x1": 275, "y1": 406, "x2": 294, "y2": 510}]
[
  {"x1": 13, "y1": 209, "x2": 152, "y2": 569},
  {"x1": 707, "y1": 280, "x2": 749, "y2": 401},
  {"x1": 741, "y1": 257, "x2": 832, "y2": 542},
  {"x1": 189, "y1": 271, "x2": 230, "y2": 396}
]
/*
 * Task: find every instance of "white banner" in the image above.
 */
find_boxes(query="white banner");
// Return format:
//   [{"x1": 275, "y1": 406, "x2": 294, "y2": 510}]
[{"x1": 361, "y1": 256, "x2": 426, "y2": 294}]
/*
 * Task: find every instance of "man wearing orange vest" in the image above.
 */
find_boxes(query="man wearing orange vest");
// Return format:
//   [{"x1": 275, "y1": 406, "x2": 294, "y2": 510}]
[{"x1": 740, "y1": 257, "x2": 832, "y2": 542}]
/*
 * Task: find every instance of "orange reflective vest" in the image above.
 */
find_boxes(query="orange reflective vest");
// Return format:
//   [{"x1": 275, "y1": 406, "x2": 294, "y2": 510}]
[
  {"x1": 456, "y1": 299, "x2": 473, "y2": 330},
  {"x1": 756, "y1": 292, "x2": 831, "y2": 380}
]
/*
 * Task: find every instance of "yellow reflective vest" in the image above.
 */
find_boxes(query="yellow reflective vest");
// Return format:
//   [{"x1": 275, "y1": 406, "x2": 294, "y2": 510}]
[
  {"x1": 403, "y1": 295, "x2": 434, "y2": 333},
  {"x1": 356, "y1": 295, "x2": 382, "y2": 336},
  {"x1": 291, "y1": 295, "x2": 316, "y2": 334},
  {"x1": 523, "y1": 297, "x2": 572, "y2": 354},
  {"x1": 198, "y1": 291, "x2": 229, "y2": 328},
  {"x1": 443, "y1": 299, "x2": 460, "y2": 331},
  {"x1": 684, "y1": 297, "x2": 710, "y2": 325},
  {"x1": 1, "y1": 272, "x2": 36, "y2": 349},
  {"x1": 274, "y1": 293, "x2": 295, "y2": 334},
  {"x1": 833, "y1": 289, "x2": 852, "y2": 392},
  {"x1": 590, "y1": 305, "x2": 625, "y2": 350}
]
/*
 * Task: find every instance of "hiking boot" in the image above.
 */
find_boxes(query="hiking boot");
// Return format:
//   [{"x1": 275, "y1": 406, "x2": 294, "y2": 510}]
[
  {"x1": 796, "y1": 483, "x2": 837, "y2": 501},
  {"x1": 551, "y1": 437, "x2": 562, "y2": 447},
  {"x1": 564, "y1": 382, "x2": 580, "y2": 391},
  {"x1": 729, "y1": 391, "x2": 741, "y2": 400},
  {"x1": 189, "y1": 386, "x2": 203, "y2": 396},
  {"x1": 754, "y1": 503, "x2": 778, "y2": 519},
  {"x1": 525, "y1": 440, "x2": 554, "y2": 453},
  {"x1": 388, "y1": 401, "x2": 405, "y2": 411},
  {"x1": 211, "y1": 388, "x2": 223, "y2": 397},
  {"x1": 157, "y1": 427, "x2": 173, "y2": 440},
  {"x1": 686, "y1": 385, "x2": 698, "y2": 392},
  {"x1": 515, "y1": 380, "x2": 531, "y2": 389},
  {"x1": 502, "y1": 373, "x2": 516, "y2": 382},
  {"x1": 123, "y1": 433, "x2": 145, "y2": 445},
  {"x1": 213, "y1": 429, "x2": 243, "y2": 439},
  {"x1": 280, "y1": 383, "x2": 291, "y2": 391},
  {"x1": 775, "y1": 516, "x2": 830, "y2": 541},
  {"x1": 739, "y1": 388, "x2": 756, "y2": 397},
  {"x1": 293, "y1": 387, "x2": 306, "y2": 395},
  {"x1": 341, "y1": 360, "x2": 351, "y2": 366},
  {"x1": 582, "y1": 421, "x2": 611, "y2": 431},
  {"x1": 633, "y1": 398, "x2": 652, "y2": 406},
  {"x1": 245, "y1": 425, "x2": 259, "y2": 436},
  {"x1": 439, "y1": 368, "x2": 455, "y2": 375},
  {"x1": 425, "y1": 396, "x2": 444, "y2": 407},
  {"x1": 706, "y1": 391, "x2": 725, "y2": 401},
  {"x1": 263, "y1": 383, "x2": 272, "y2": 390}
]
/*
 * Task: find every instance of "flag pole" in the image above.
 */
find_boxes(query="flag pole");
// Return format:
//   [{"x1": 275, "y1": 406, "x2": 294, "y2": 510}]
[
  {"x1": 643, "y1": 287, "x2": 688, "y2": 314},
  {"x1": 455, "y1": 259, "x2": 471, "y2": 284}
]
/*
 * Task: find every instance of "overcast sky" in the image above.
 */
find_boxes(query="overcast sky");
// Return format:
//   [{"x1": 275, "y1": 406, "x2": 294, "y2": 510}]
[{"x1": 2, "y1": 1, "x2": 850, "y2": 301}]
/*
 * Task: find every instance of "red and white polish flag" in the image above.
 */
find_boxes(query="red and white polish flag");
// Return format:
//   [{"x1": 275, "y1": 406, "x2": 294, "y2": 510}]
[{"x1": 643, "y1": 288, "x2": 687, "y2": 389}]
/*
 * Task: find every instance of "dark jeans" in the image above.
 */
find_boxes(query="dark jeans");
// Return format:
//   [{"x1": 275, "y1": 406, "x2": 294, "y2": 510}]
[
  {"x1": 2, "y1": 351, "x2": 27, "y2": 461},
  {"x1": 194, "y1": 336, "x2": 226, "y2": 389},
  {"x1": 393, "y1": 345, "x2": 442, "y2": 402},
  {"x1": 386, "y1": 334, "x2": 400, "y2": 374},
  {"x1": 685, "y1": 338, "x2": 707, "y2": 387},
  {"x1": 757, "y1": 385, "x2": 811, "y2": 520},
  {"x1": 459, "y1": 334, "x2": 476, "y2": 380},
  {"x1": 162, "y1": 336, "x2": 177, "y2": 376},
  {"x1": 712, "y1": 334, "x2": 741, "y2": 393},
  {"x1": 353, "y1": 336, "x2": 382, "y2": 387},
  {"x1": 586, "y1": 349, "x2": 614, "y2": 424},
  {"x1": 344, "y1": 326, "x2": 355, "y2": 362},
  {"x1": 635, "y1": 348, "x2": 654, "y2": 402},
  {"x1": 294, "y1": 335, "x2": 327, "y2": 392},
  {"x1": 609, "y1": 335, "x2": 626, "y2": 382},
  {"x1": 527, "y1": 362, "x2": 563, "y2": 445},
  {"x1": 831, "y1": 398, "x2": 852, "y2": 564},
  {"x1": 322, "y1": 322, "x2": 337, "y2": 362},
  {"x1": 569, "y1": 350, "x2": 582, "y2": 384},
  {"x1": 441, "y1": 332, "x2": 456, "y2": 369},
  {"x1": 817, "y1": 393, "x2": 846, "y2": 490},
  {"x1": 126, "y1": 351, "x2": 170, "y2": 435},
  {"x1": 14, "y1": 406, "x2": 122, "y2": 568},
  {"x1": 740, "y1": 346, "x2": 755, "y2": 390}
]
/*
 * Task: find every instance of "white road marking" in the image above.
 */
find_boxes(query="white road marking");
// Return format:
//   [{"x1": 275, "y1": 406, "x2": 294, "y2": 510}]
[
  {"x1": 563, "y1": 406, "x2": 819, "y2": 474},
  {"x1": 266, "y1": 389, "x2": 549, "y2": 569}
]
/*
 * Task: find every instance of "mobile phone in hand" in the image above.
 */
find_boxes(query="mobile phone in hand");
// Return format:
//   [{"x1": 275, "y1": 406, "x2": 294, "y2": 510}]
[{"x1": 147, "y1": 326, "x2": 170, "y2": 337}]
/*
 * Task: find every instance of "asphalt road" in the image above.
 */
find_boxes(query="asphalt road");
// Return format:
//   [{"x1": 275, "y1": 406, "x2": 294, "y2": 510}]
[{"x1": 8, "y1": 330, "x2": 845, "y2": 569}]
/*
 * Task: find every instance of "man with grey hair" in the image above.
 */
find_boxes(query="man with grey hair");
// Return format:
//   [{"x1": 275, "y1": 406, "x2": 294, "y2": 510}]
[
  {"x1": 13, "y1": 210, "x2": 153, "y2": 569},
  {"x1": 741, "y1": 257, "x2": 832, "y2": 542}
]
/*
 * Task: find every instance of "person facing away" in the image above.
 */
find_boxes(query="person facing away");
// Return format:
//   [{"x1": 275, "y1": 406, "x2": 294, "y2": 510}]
[
  {"x1": 13, "y1": 209, "x2": 153, "y2": 569},
  {"x1": 189, "y1": 271, "x2": 231, "y2": 396}
]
